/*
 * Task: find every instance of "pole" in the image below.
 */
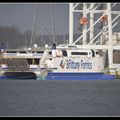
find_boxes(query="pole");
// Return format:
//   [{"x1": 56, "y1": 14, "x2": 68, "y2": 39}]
[
  {"x1": 90, "y1": 3, "x2": 94, "y2": 43},
  {"x1": 107, "y1": 3, "x2": 113, "y2": 68},
  {"x1": 30, "y1": 4, "x2": 37, "y2": 48},
  {"x1": 83, "y1": 3, "x2": 87, "y2": 44},
  {"x1": 69, "y1": 3, "x2": 74, "y2": 44},
  {"x1": 49, "y1": 4, "x2": 56, "y2": 44}
]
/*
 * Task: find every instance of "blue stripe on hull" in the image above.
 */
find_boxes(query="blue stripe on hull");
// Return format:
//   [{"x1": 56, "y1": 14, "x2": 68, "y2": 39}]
[
  {"x1": 0, "y1": 76, "x2": 8, "y2": 80},
  {"x1": 47, "y1": 72, "x2": 116, "y2": 80}
]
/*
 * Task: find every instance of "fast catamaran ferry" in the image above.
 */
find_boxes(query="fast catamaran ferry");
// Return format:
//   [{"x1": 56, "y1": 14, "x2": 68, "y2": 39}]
[
  {"x1": 0, "y1": 44, "x2": 116, "y2": 80},
  {"x1": 39, "y1": 44, "x2": 115, "y2": 80},
  {"x1": 0, "y1": 3, "x2": 120, "y2": 80}
]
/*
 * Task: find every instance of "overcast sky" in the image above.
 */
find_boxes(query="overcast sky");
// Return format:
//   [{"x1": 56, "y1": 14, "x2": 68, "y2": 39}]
[
  {"x1": 0, "y1": 3, "x2": 120, "y2": 36},
  {"x1": 0, "y1": 3, "x2": 69, "y2": 35}
]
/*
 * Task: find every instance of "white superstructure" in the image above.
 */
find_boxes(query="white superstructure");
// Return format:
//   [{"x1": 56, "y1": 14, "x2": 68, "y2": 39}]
[{"x1": 40, "y1": 45, "x2": 104, "y2": 73}]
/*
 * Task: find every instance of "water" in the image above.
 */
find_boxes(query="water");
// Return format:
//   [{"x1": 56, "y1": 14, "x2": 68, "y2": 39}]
[{"x1": 0, "y1": 79, "x2": 120, "y2": 116}]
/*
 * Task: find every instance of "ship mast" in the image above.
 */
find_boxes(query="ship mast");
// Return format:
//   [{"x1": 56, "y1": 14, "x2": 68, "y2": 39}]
[
  {"x1": 30, "y1": 4, "x2": 37, "y2": 48},
  {"x1": 30, "y1": 4, "x2": 56, "y2": 47},
  {"x1": 49, "y1": 4, "x2": 56, "y2": 44}
]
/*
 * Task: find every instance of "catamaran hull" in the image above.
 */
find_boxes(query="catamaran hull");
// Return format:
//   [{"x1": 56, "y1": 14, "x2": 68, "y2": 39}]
[{"x1": 0, "y1": 72, "x2": 37, "y2": 80}]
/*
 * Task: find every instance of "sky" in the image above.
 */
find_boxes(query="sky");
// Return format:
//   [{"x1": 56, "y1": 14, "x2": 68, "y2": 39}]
[
  {"x1": 0, "y1": 3, "x2": 120, "y2": 36},
  {"x1": 0, "y1": 3, "x2": 69, "y2": 35}
]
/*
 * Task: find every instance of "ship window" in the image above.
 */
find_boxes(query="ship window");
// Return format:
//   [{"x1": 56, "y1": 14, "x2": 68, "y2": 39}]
[
  {"x1": 19, "y1": 51, "x2": 27, "y2": 53},
  {"x1": 71, "y1": 52, "x2": 88, "y2": 55},
  {"x1": 27, "y1": 58, "x2": 40, "y2": 65},
  {"x1": 68, "y1": 45, "x2": 77, "y2": 48},
  {"x1": 49, "y1": 51, "x2": 52, "y2": 55},
  {"x1": 96, "y1": 51, "x2": 99, "y2": 54},
  {"x1": 36, "y1": 51, "x2": 44, "y2": 53},
  {"x1": 6, "y1": 51, "x2": 17, "y2": 53},
  {"x1": 91, "y1": 50, "x2": 95, "y2": 57},
  {"x1": 62, "y1": 50, "x2": 67, "y2": 56}
]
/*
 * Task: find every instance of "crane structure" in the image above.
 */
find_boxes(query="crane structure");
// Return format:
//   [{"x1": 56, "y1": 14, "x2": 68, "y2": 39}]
[{"x1": 69, "y1": 3, "x2": 120, "y2": 72}]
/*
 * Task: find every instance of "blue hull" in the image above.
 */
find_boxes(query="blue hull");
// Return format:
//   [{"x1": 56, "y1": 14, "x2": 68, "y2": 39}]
[
  {"x1": 0, "y1": 72, "x2": 116, "y2": 80},
  {"x1": 47, "y1": 72, "x2": 116, "y2": 80},
  {"x1": 0, "y1": 76, "x2": 7, "y2": 80}
]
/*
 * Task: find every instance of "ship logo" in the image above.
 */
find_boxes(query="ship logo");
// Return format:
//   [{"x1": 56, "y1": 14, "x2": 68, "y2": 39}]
[{"x1": 60, "y1": 59, "x2": 66, "y2": 69}]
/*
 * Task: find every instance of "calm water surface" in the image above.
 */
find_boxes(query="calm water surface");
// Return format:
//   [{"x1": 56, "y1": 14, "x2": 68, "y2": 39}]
[{"x1": 0, "y1": 79, "x2": 120, "y2": 116}]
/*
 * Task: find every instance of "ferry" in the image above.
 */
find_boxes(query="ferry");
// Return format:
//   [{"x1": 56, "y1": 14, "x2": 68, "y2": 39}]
[
  {"x1": 0, "y1": 44, "x2": 116, "y2": 80},
  {"x1": 39, "y1": 44, "x2": 115, "y2": 80},
  {"x1": 1, "y1": 3, "x2": 120, "y2": 80}
]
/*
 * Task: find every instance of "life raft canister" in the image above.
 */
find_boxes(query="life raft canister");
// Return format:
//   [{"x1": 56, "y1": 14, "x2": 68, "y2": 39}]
[
  {"x1": 100, "y1": 15, "x2": 108, "y2": 22},
  {"x1": 79, "y1": 17, "x2": 88, "y2": 25}
]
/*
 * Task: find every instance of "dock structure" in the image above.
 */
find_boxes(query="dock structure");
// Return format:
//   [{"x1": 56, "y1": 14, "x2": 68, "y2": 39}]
[{"x1": 69, "y1": 3, "x2": 120, "y2": 75}]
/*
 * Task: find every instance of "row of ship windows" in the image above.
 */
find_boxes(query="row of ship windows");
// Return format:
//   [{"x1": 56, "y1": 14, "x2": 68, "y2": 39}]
[
  {"x1": 49, "y1": 50, "x2": 98, "y2": 57},
  {"x1": 4, "y1": 51, "x2": 44, "y2": 54},
  {"x1": 5, "y1": 50, "x2": 99, "y2": 57}
]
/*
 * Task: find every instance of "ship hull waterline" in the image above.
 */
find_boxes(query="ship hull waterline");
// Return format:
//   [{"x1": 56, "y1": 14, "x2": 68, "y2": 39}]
[{"x1": 0, "y1": 72, "x2": 115, "y2": 80}]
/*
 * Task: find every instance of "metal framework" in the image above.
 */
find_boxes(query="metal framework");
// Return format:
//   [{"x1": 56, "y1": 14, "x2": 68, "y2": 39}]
[{"x1": 69, "y1": 3, "x2": 120, "y2": 69}]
